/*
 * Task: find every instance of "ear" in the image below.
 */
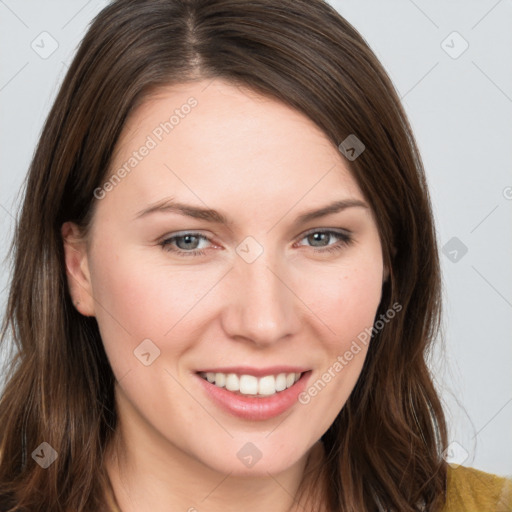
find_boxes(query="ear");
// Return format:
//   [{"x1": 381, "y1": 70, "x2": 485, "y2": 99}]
[{"x1": 61, "y1": 221, "x2": 95, "y2": 316}]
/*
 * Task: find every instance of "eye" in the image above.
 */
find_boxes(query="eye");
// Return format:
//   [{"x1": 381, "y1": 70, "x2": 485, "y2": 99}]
[
  {"x1": 159, "y1": 232, "x2": 213, "y2": 257},
  {"x1": 295, "y1": 229, "x2": 353, "y2": 254}
]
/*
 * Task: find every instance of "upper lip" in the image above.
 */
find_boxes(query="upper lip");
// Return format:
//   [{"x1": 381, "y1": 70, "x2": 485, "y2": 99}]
[{"x1": 195, "y1": 366, "x2": 310, "y2": 377}]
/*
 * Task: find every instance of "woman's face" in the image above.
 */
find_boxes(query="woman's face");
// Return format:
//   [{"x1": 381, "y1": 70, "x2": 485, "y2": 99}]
[{"x1": 63, "y1": 78, "x2": 386, "y2": 476}]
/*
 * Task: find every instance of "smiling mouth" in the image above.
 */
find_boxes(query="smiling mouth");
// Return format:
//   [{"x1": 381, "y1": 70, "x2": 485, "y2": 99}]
[{"x1": 197, "y1": 371, "x2": 304, "y2": 397}]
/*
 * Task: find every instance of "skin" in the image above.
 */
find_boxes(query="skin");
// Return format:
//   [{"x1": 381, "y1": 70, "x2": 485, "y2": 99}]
[{"x1": 62, "y1": 78, "x2": 388, "y2": 512}]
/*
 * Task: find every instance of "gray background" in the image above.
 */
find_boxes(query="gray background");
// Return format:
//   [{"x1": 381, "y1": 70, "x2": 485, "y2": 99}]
[{"x1": 1, "y1": 0, "x2": 511, "y2": 476}]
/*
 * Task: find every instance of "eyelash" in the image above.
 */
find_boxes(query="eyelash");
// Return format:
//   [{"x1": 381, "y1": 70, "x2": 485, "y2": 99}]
[{"x1": 159, "y1": 229, "x2": 353, "y2": 258}]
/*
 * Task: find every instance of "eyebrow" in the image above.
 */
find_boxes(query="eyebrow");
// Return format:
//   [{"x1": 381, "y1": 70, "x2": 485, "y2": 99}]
[{"x1": 134, "y1": 197, "x2": 368, "y2": 225}]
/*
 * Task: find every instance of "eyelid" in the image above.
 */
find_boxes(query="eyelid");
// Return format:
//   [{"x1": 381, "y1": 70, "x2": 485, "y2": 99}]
[
  {"x1": 298, "y1": 226, "x2": 352, "y2": 239},
  {"x1": 158, "y1": 231, "x2": 215, "y2": 248}
]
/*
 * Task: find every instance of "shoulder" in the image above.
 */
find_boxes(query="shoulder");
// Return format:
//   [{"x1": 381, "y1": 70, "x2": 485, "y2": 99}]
[{"x1": 442, "y1": 464, "x2": 512, "y2": 511}]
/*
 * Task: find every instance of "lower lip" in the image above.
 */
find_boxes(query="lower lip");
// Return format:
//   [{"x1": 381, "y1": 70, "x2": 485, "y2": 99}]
[{"x1": 195, "y1": 371, "x2": 312, "y2": 421}]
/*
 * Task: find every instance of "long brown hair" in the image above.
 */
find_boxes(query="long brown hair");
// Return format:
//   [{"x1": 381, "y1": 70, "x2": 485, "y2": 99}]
[{"x1": 0, "y1": 0, "x2": 448, "y2": 510}]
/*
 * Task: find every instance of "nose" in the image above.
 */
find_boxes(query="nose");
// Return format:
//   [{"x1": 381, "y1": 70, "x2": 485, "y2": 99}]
[{"x1": 221, "y1": 247, "x2": 301, "y2": 347}]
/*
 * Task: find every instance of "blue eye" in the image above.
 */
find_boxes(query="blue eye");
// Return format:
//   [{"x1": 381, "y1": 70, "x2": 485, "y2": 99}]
[
  {"x1": 297, "y1": 229, "x2": 353, "y2": 254},
  {"x1": 160, "y1": 232, "x2": 211, "y2": 257},
  {"x1": 159, "y1": 229, "x2": 353, "y2": 257}
]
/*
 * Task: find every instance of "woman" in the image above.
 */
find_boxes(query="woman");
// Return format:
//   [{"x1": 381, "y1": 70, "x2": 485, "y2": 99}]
[{"x1": 0, "y1": 0, "x2": 510, "y2": 511}]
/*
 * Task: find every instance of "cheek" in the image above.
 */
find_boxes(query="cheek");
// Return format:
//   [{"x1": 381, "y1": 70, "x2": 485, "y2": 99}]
[
  {"x1": 295, "y1": 261, "x2": 383, "y2": 429},
  {"x1": 305, "y1": 256, "x2": 384, "y2": 342},
  {"x1": 87, "y1": 243, "x2": 214, "y2": 373}
]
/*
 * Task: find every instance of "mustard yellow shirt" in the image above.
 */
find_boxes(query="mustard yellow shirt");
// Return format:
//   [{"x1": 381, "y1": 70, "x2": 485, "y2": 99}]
[{"x1": 443, "y1": 464, "x2": 512, "y2": 511}]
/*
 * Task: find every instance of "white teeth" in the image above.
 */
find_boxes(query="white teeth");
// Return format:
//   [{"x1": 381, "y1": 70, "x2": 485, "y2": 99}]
[
  {"x1": 275, "y1": 373, "x2": 287, "y2": 392},
  {"x1": 258, "y1": 375, "x2": 276, "y2": 395},
  {"x1": 200, "y1": 371, "x2": 302, "y2": 396},
  {"x1": 215, "y1": 372, "x2": 226, "y2": 387},
  {"x1": 239, "y1": 375, "x2": 258, "y2": 394},
  {"x1": 225, "y1": 373, "x2": 239, "y2": 391}
]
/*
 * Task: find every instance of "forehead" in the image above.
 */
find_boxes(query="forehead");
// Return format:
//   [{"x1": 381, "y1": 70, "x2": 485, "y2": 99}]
[{"x1": 101, "y1": 78, "x2": 365, "y2": 221}]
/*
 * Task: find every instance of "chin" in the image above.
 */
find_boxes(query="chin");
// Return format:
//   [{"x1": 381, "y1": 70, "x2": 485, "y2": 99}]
[{"x1": 188, "y1": 434, "x2": 312, "y2": 477}]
